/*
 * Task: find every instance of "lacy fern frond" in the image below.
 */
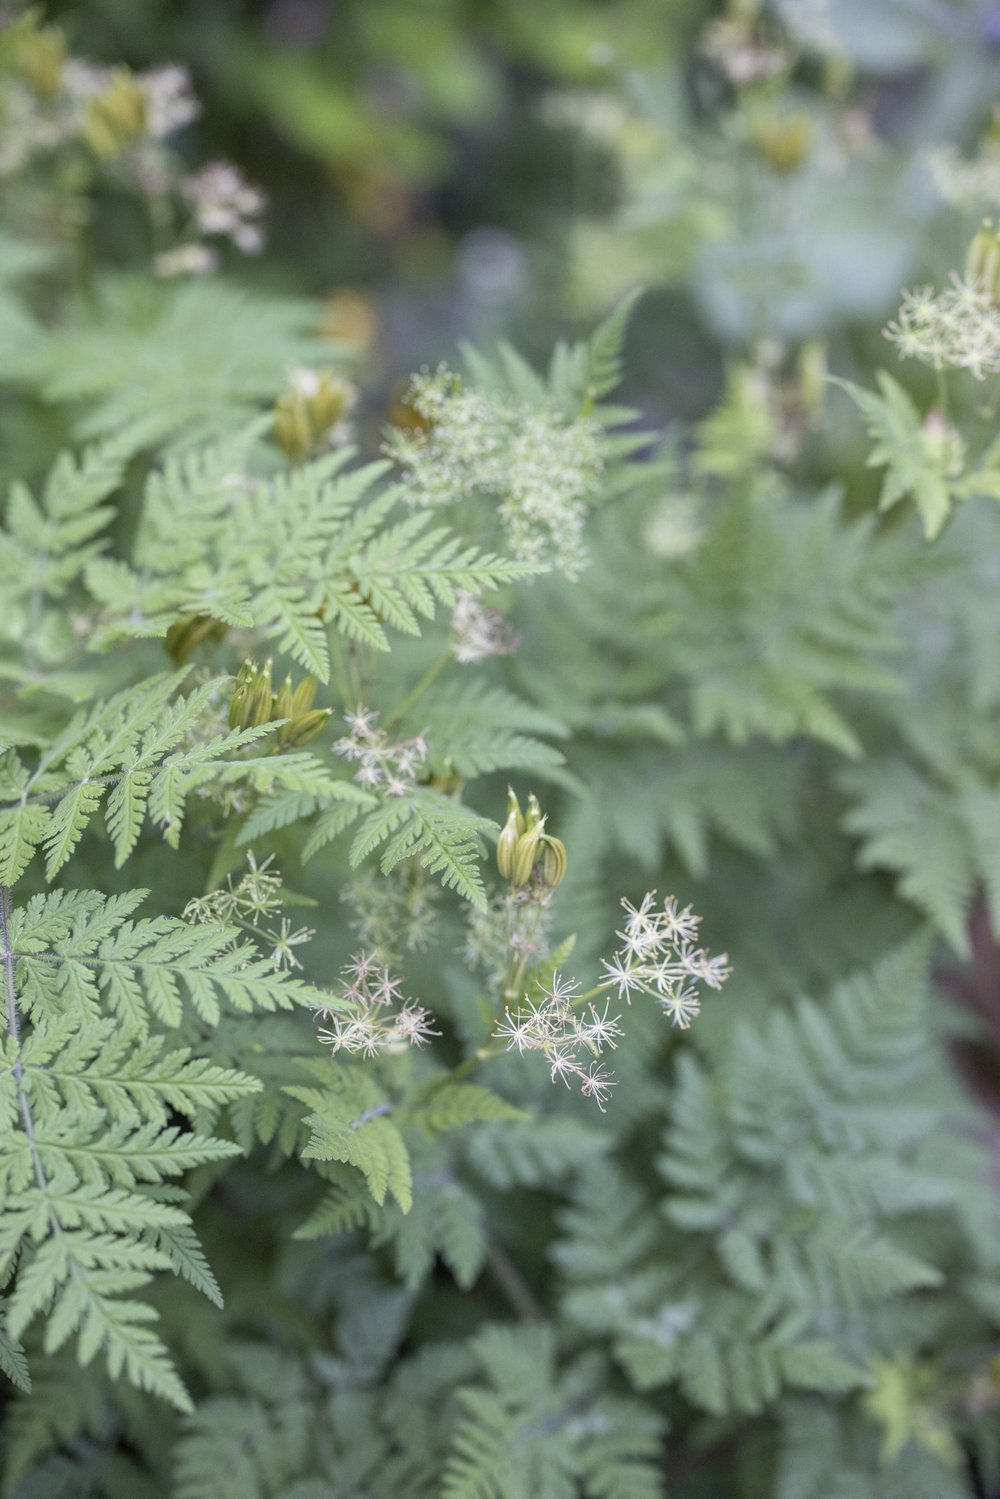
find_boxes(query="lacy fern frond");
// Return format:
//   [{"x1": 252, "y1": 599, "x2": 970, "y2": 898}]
[
  {"x1": 80, "y1": 438, "x2": 538, "y2": 680},
  {"x1": 0, "y1": 670, "x2": 337, "y2": 883},
  {"x1": 0, "y1": 875, "x2": 321, "y2": 1411},
  {"x1": 23, "y1": 276, "x2": 333, "y2": 452},
  {"x1": 347, "y1": 788, "x2": 497, "y2": 908}
]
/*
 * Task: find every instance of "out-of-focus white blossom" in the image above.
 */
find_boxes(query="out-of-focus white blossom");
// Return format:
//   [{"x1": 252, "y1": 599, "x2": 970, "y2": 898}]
[
  {"x1": 333, "y1": 708, "x2": 427, "y2": 794},
  {"x1": 884, "y1": 275, "x2": 1000, "y2": 380},
  {"x1": 449, "y1": 590, "x2": 521, "y2": 663},
  {"x1": 386, "y1": 367, "x2": 604, "y2": 580},
  {"x1": 182, "y1": 161, "x2": 266, "y2": 253}
]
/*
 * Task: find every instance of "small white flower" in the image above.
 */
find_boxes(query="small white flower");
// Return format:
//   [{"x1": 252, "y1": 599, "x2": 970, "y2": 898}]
[{"x1": 579, "y1": 1063, "x2": 617, "y2": 1111}]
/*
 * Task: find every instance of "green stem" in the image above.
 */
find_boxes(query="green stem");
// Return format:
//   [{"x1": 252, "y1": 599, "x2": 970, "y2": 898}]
[
  {"x1": 935, "y1": 364, "x2": 951, "y2": 423},
  {"x1": 385, "y1": 652, "x2": 451, "y2": 731}
]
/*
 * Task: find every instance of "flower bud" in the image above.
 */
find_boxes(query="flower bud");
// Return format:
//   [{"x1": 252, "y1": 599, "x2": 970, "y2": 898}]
[
  {"x1": 541, "y1": 834, "x2": 567, "y2": 888},
  {"x1": 497, "y1": 795, "x2": 523, "y2": 880},
  {"x1": 13, "y1": 22, "x2": 66, "y2": 97},
  {"x1": 165, "y1": 613, "x2": 226, "y2": 665},
  {"x1": 273, "y1": 370, "x2": 355, "y2": 462},
  {"x1": 965, "y1": 222, "x2": 1000, "y2": 306},
  {"x1": 83, "y1": 68, "x2": 148, "y2": 157},
  {"x1": 751, "y1": 111, "x2": 812, "y2": 175},
  {"x1": 291, "y1": 675, "x2": 317, "y2": 715},
  {"x1": 248, "y1": 659, "x2": 275, "y2": 727},
  {"x1": 274, "y1": 675, "x2": 295, "y2": 722},
  {"x1": 281, "y1": 708, "x2": 333, "y2": 747},
  {"x1": 510, "y1": 818, "x2": 546, "y2": 887},
  {"x1": 228, "y1": 660, "x2": 257, "y2": 729}
]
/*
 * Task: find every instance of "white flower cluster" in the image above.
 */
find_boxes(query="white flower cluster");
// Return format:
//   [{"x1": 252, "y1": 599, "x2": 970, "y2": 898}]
[
  {"x1": 884, "y1": 275, "x2": 1000, "y2": 380},
  {"x1": 333, "y1": 707, "x2": 427, "y2": 795},
  {"x1": 495, "y1": 973, "x2": 623, "y2": 1110},
  {"x1": 493, "y1": 892, "x2": 730, "y2": 1109},
  {"x1": 386, "y1": 368, "x2": 604, "y2": 580},
  {"x1": 315, "y1": 953, "x2": 440, "y2": 1056},
  {"x1": 181, "y1": 161, "x2": 265, "y2": 254},
  {"x1": 928, "y1": 143, "x2": 1000, "y2": 211},
  {"x1": 183, "y1": 852, "x2": 315, "y2": 972},
  {"x1": 449, "y1": 589, "x2": 521, "y2": 664},
  {"x1": 599, "y1": 892, "x2": 731, "y2": 1024},
  {"x1": 0, "y1": 59, "x2": 196, "y2": 177}
]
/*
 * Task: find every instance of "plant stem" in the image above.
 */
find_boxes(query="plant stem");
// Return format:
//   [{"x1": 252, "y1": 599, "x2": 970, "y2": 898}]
[{"x1": 385, "y1": 652, "x2": 451, "y2": 730}]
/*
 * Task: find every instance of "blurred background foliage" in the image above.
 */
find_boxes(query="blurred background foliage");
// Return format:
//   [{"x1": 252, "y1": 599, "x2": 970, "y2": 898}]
[{"x1": 28, "y1": 0, "x2": 1000, "y2": 407}]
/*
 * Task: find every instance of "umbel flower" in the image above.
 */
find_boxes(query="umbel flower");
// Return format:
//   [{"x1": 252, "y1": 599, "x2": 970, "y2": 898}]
[
  {"x1": 314, "y1": 953, "x2": 439, "y2": 1056},
  {"x1": 884, "y1": 225, "x2": 1000, "y2": 381},
  {"x1": 494, "y1": 892, "x2": 731, "y2": 1109},
  {"x1": 385, "y1": 366, "x2": 603, "y2": 580}
]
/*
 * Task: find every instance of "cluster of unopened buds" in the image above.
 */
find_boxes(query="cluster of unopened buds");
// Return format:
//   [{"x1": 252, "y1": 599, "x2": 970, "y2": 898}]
[
  {"x1": 333, "y1": 708, "x2": 427, "y2": 795},
  {"x1": 497, "y1": 788, "x2": 566, "y2": 889},
  {"x1": 228, "y1": 659, "x2": 331, "y2": 749},
  {"x1": 273, "y1": 368, "x2": 357, "y2": 462},
  {"x1": 493, "y1": 891, "x2": 730, "y2": 1109},
  {"x1": 314, "y1": 953, "x2": 440, "y2": 1056}
]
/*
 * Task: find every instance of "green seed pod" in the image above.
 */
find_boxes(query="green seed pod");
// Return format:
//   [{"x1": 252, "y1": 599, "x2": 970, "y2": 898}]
[
  {"x1": 510, "y1": 818, "x2": 546, "y2": 887},
  {"x1": 248, "y1": 659, "x2": 275, "y2": 727},
  {"x1": 291, "y1": 674, "x2": 317, "y2": 715},
  {"x1": 965, "y1": 222, "x2": 1000, "y2": 305},
  {"x1": 282, "y1": 708, "x2": 332, "y2": 747},
  {"x1": 228, "y1": 661, "x2": 258, "y2": 730},
  {"x1": 540, "y1": 834, "x2": 567, "y2": 888},
  {"x1": 497, "y1": 798, "x2": 523, "y2": 880},
  {"x1": 83, "y1": 68, "x2": 148, "y2": 157},
  {"x1": 274, "y1": 676, "x2": 295, "y2": 722}
]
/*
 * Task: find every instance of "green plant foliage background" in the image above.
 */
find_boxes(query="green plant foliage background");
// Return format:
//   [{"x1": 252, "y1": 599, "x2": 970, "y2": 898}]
[{"x1": 3, "y1": 1, "x2": 1000, "y2": 1495}]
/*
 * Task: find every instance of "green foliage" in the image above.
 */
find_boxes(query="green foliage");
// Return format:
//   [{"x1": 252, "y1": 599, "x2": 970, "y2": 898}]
[{"x1": 3, "y1": 7, "x2": 1000, "y2": 1497}]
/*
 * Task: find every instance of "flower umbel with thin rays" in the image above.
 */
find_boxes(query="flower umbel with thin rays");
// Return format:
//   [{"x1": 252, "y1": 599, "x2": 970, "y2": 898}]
[{"x1": 492, "y1": 891, "x2": 730, "y2": 1109}]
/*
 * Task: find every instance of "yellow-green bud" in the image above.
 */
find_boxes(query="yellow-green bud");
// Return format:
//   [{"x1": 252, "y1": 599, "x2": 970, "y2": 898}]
[
  {"x1": 510, "y1": 818, "x2": 547, "y2": 887},
  {"x1": 14, "y1": 22, "x2": 66, "y2": 97},
  {"x1": 291, "y1": 675, "x2": 317, "y2": 715},
  {"x1": 165, "y1": 613, "x2": 226, "y2": 665},
  {"x1": 541, "y1": 834, "x2": 567, "y2": 888},
  {"x1": 247, "y1": 661, "x2": 274, "y2": 727},
  {"x1": 965, "y1": 222, "x2": 1000, "y2": 305},
  {"x1": 497, "y1": 803, "x2": 522, "y2": 880},
  {"x1": 273, "y1": 371, "x2": 354, "y2": 462},
  {"x1": 525, "y1": 793, "x2": 543, "y2": 832},
  {"x1": 274, "y1": 675, "x2": 295, "y2": 721},
  {"x1": 751, "y1": 111, "x2": 812, "y2": 175},
  {"x1": 83, "y1": 68, "x2": 148, "y2": 157},
  {"x1": 228, "y1": 661, "x2": 258, "y2": 729},
  {"x1": 280, "y1": 708, "x2": 332, "y2": 747}
]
